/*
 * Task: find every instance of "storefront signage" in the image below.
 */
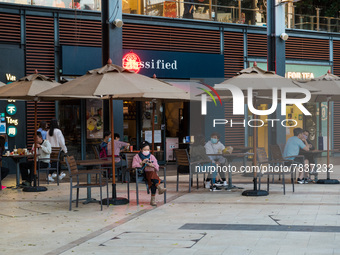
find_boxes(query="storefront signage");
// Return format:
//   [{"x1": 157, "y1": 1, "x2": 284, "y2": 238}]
[
  {"x1": 5, "y1": 101, "x2": 18, "y2": 137},
  {"x1": 7, "y1": 125, "x2": 17, "y2": 137},
  {"x1": 285, "y1": 72, "x2": 315, "y2": 80},
  {"x1": 122, "y1": 49, "x2": 224, "y2": 78},
  {"x1": 123, "y1": 52, "x2": 177, "y2": 74},
  {"x1": 0, "y1": 113, "x2": 5, "y2": 134},
  {"x1": 6, "y1": 104, "x2": 17, "y2": 115},
  {"x1": 122, "y1": 52, "x2": 141, "y2": 73},
  {"x1": 6, "y1": 73, "x2": 16, "y2": 82}
]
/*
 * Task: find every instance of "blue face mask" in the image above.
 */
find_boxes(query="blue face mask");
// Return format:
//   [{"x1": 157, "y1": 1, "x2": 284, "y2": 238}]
[
  {"x1": 108, "y1": 138, "x2": 111, "y2": 143},
  {"x1": 211, "y1": 138, "x2": 218, "y2": 144}
]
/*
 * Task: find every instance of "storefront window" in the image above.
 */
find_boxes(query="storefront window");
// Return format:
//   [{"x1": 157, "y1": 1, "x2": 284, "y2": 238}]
[
  {"x1": 123, "y1": 101, "x2": 137, "y2": 149},
  {"x1": 58, "y1": 100, "x2": 81, "y2": 159}
]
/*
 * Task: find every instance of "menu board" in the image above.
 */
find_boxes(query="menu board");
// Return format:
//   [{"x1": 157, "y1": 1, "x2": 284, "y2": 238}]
[{"x1": 86, "y1": 99, "x2": 103, "y2": 139}]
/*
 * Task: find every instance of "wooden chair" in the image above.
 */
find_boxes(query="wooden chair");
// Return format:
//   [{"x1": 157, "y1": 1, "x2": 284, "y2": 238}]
[
  {"x1": 257, "y1": 147, "x2": 292, "y2": 195},
  {"x1": 65, "y1": 155, "x2": 109, "y2": 211},
  {"x1": 123, "y1": 153, "x2": 166, "y2": 205},
  {"x1": 38, "y1": 147, "x2": 62, "y2": 185},
  {"x1": 173, "y1": 149, "x2": 207, "y2": 193}
]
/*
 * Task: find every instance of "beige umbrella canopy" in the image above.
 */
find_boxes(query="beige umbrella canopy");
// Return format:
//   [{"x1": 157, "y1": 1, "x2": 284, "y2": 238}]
[
  {"x1": 38, "y1": 61, "x2": 190, "y2": 205},
  {"x1": 0, "y1": 73, "x2": 60, "y2": 100},
  {"x1": 0, "y1": 71, "x2": 60, "y2": 192},
  {"x1": 38, "y1": 63, "x2": 190, "y2": 100},
  {"x1": 211, "y1": 63, "x2": 318, "y2": 196},
  {"x1": 295, "y1": 71, "x2": 340, "y2": 184}
]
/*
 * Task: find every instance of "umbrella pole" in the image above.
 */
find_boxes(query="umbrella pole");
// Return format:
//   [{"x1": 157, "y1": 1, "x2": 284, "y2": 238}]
[
  {"x1": 152, "y1": 102, "x2": 155, "y2": 153},
  {"x1": 242, "y1": 95, "x2": 268, "y2": 196},
  {"x1": 316, "y1": 98, "x2": 339, "y2": 184},
  {"x1": 23, "y1": 101, "x2": 47, "y2": 192},
  {"x1": 103, "y1": 97, "x2": 129, "y2": 205}
]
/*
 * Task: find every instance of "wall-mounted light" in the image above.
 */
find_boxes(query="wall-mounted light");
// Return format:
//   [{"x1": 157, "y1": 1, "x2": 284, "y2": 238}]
[
  {"x1": 112, "y1": 19, "x2": 123, "y2": 28},
  {"x1": 280, "y1": 33, "x2": 289, "y2": 41}
]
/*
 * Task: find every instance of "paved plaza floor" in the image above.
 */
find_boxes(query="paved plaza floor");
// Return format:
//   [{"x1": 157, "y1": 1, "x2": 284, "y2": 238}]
[{"x1": 1, "y1": 159, "x2": 340, "y2": 255}]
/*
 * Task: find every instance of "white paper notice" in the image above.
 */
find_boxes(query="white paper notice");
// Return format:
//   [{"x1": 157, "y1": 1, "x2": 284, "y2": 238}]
[{"x1": 145, "y1": 130, "x2": 162, "y2": 143}]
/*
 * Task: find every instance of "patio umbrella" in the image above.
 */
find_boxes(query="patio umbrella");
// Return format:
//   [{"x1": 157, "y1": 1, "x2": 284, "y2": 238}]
[
  {"x1": 295, "y1": 70, "x2": 340, "y2": 184},
  {"x1": 213, "y1": 63, "x2": 316, "y2": 196},
  {"x1": 0, "y1": 71, "x2": 60, "y2": 192},
  {"x1": 38, "y1": 60, "x2": 190, "y2": 205}
]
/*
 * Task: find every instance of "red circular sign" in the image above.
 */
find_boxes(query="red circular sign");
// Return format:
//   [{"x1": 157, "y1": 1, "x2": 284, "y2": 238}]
[{"x1": 122, "y1": 52, "x2": 141, "y2": 73}]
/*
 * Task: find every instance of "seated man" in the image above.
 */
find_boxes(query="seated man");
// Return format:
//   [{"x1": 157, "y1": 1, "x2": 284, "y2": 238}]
[
  {"x1": 283, "y1": 128, "x2": 309, "y2": 184},
  {"x1": 20, "y1": 132, "x2": 51, "y2": 186},
  {"x1": 204, "y1": 132, "x2": 227, "y2": 187}
]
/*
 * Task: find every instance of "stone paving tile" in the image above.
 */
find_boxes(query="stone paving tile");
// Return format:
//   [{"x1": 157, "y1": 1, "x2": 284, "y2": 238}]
[{"x1": 2, "y1": 162, "x2": 340, "y2": 255}]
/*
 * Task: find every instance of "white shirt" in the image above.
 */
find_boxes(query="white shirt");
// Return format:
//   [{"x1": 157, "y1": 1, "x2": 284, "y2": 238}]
[
  {"x1": 204, "y1": 140, "x2": 226, "y2": 164},
  {"x1": 32, "y1": 140, "x2": 51, "y2": 163},
  {"x1": 46, "y1": 128, "x2": 68, "y2": 153}
]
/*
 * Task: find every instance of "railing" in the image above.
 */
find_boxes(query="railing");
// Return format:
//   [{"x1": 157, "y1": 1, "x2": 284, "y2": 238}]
[{"x1": 1, "y1": 0, "x2": 340, "y2": 33}]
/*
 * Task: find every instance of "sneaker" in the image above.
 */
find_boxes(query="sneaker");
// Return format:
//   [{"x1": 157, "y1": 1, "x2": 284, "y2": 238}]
[
  {"x1": 59, "y1": 172, "x2": 66, "y2": 180},
  {"x1": 47, "y1": 176, "x2": 55, "y2": 182},
  {"x1": 1, "y1": 185, "x2": 6, "y2": 190},
  {"x1": 297, "y1": 178, "x2": 304, "y2": 184},
  {"x1": 205, "y1": 181, "x2": 211, "y2": 189},
  {"x1": 302, "y1": 178, "x2": 308, "y2": 184},
  {"x1": 52, "y1": 173, "x2": 57, "y2": 178},
  {"x1": 215, "y1": 180, "x2": 224, "y2": 187},
  {"x1": 210, "y1": 185, "x2": 222, "y2": 192}
]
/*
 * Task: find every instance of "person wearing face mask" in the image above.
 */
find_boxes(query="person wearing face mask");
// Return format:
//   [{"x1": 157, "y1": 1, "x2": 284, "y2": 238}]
[
  {"x1": 204, "y1": 132, "x2": 227, "y2": 187},
  {"x1": 132, "y1": 141, "x2": 166, "y2": 206}
]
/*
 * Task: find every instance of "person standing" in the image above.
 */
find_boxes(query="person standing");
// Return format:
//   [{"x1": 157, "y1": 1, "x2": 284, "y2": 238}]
[
  {"x1": 46, "y1": 119, "x2": 67, "y2": 181},
  {"x1": 37, "y1": 121, "x2": 48, "y2": 140}
]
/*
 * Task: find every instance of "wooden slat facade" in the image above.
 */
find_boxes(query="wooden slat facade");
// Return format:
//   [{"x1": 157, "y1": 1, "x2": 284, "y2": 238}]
[
  {"x1": 286, "y1": 37, "x2": 329, "y2": 60},
  {"x1": 123, "y1": 23, "x2": 220, "y2": 54},
  {"x1": 25, "y1": 16, "x2": 55, "y2": 148},
  {"x1": 247, "y1": 33, "x2": 267, "y2": 58},
  {"x1": 59, "y1": 18, "x2": 102, "y2": 47},
  {"x1": 0, "y1": 13, "x2": 20, "y2": 43},
  {"x1": 224, "y1": 32, "x2": 244, "y2": 146}
]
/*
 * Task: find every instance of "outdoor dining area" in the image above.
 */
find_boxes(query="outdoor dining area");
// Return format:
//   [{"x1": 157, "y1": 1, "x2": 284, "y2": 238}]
[{"x1": 1, "y1": 61, "x2": 340, "y2": 212}]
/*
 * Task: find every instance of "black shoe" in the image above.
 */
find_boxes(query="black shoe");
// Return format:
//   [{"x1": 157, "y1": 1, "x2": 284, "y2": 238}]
[
  {"x1": 302, "y1": 178, "x2": 308, "y2": 184},
  {"x1": 297, "y1": 178, "x2": 304, "y2": 184},
  {"x1": 215, "y1": 180, "x2": 224, "y2": 187},
  {"x1": 210, "y1": 185, "x2": 222, "y2": 191}
]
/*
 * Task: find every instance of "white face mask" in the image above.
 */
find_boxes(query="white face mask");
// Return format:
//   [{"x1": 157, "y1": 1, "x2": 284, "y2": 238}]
[{"x1": 142, "y1": 151, "x2": 150, "y2": 156}]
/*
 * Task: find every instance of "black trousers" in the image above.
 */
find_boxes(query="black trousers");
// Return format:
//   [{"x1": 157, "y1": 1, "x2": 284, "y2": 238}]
[
  {"x1": 20, "y1": 161, "x2": 49, "y2": 182},
  {"x1": 1, "y1": 166, "x2": 9, "y2": 181}
]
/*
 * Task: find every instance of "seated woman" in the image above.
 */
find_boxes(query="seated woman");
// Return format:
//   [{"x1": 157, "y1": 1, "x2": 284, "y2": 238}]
[
  {"x1": 0, "y1": 136, "x2": 9, "y2": 190},
  {"x1": 132, "y1": 141, "x2": 166, "y2": 206}
]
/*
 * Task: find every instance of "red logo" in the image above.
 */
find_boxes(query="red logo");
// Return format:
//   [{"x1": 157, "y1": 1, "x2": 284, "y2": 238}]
[{"x1": 122, "y1": 52, "x2": 141, "y2": 73}]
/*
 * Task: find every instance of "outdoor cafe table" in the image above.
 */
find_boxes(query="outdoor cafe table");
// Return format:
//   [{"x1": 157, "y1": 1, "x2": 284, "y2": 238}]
[
  {"x1": 76, "y1": 159, "x2": 111, "y2": 204},
  {"x1": 3, "y1": 153, "x2": 37, "y2": 188},
  {"x1": 207, "y1": 152, "x2": 254, "y2": 190}
]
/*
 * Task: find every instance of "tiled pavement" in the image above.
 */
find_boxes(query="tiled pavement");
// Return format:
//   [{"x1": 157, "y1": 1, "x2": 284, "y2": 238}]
[{"x1": 1, "y1": 159, "x2": 340, "y2": 255}]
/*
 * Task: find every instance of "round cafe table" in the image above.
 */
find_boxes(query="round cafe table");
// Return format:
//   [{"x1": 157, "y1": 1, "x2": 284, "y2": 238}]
[{"x1": 2, "y1": 153, "x2": 37, "y2": 188}]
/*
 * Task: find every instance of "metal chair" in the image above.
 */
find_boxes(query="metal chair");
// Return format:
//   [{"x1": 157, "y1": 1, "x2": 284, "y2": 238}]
[
  {"x1": 124, "y1": 153, "x2": 166, "y2": 205},
  {"x1": 37, "y1": 147, "x2": 62, "y2": 185},
  {"x1": 65, "y1": 155, "x2": 109, "y2": 211},
  {"x1": 173, "y1": 149, "x2": 207, "y2": 193},
  {"x1": 257, "y1": 147, "x2": 291, "y2": 195}
]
